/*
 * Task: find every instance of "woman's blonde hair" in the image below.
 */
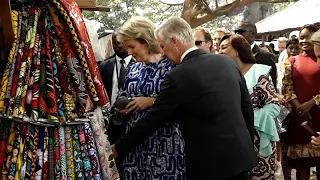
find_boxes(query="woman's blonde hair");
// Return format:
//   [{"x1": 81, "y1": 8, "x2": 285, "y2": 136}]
[
  {"x1": 311, "y1": 30, "x2": 320, "y2": 46},
  {"x1": 117, "y1": 16, "x2": 161, "y2": 54}
]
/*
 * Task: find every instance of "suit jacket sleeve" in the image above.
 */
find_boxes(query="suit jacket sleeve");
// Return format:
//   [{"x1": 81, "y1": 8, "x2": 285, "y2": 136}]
[
  {"x1": 115, "y1": 75, "x2": 179, "y2": 157},
  {"x1": 240, "y1": 74, "x2": 255, "y2": 142}
]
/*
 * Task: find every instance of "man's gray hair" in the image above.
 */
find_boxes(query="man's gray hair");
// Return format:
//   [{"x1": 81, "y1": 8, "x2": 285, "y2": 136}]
[
  {"x1": 277, "y1": 37, "x2": 288, "y2": 43},
  {"x1": 155, "y1": 17, "x2": 194, "y2": 44}
]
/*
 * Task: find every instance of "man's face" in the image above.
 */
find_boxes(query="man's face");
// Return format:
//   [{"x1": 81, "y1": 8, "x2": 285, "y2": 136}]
[
  {"x1": 278, "y1": 42, "x2": 286, "y2": 53},
  {"x1": 213, "y1": 31, "x2": 225, "y2": 52},
  {"x1": 193, "y1": 30, "x2": 211, "y2": 53},
  {"x1": 157, "y1": 36, "x2": 180, "y2": 64},
  {"x1": 112, "y1": 34, "x2": 128, "y2": 58},
  {"x1": 235, "y1": 24, "x2": 252, "y2": 45}
]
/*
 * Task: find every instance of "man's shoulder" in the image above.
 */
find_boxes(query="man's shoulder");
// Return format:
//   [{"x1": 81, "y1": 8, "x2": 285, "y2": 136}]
[{"x1": 99, "y1": 56, "x2": 116, "y2": 68}]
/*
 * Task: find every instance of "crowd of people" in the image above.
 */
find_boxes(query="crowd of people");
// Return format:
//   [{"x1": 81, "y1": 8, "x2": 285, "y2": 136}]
[{"x1": 98, "y1": 16, "x2": 320, "y2": 180}]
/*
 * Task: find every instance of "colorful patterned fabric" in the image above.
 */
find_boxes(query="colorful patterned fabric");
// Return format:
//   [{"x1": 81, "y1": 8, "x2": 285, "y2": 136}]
[
  {"x1": 53, "y1": 0, "x2": 109, "y2": 106},
  {"x1": 24, "y1": 124, "x2": 36, "y2": 180},
  {"x1": 8, "y1": 9, "x2": 28, "y2": 117},
  {"x1": 0, "y1": 1, "x2": 118, "y2": 179},
  {"x1": 71, "y1": 126, "x2": 84, "y2": 180},
  {"x1": 13, "y1": 8, "x2": 40, "y2": 118},
  {"x1": 77, "y1": 125, "x2": 93, "y2": 179},
  {"x1": 90, "y1": 107, "x2": 119, "y2": 179},
  {"x1": 18, "y1": 124, "x2": 30, "y2": 179},
  {"x1": 14, "y1": 124, "x2": 28, "y2": 180},
  {"x1": 41, "y1": 128, "x2": 49, "y2": 180},
  {"x1": 8, "y1": 124, "x2": 21, "y2": 180},
  {"x1": 30, "y1": 126, "x2": 39, "y2": 180},
  {"x1": 47, "y1": 128, "x2": 54, "y2": 180},
  {"x1": 0, "y1": 121, "x2": 11, "y2": 174},
  {"x1": 2, "y1": 122, "x2": 17, "y2": 179},
  {"x1": 59, "y1": 126, "x2": 67, "y2": 180},
  {"x1": 5, "y1": 12, "x2": 23, "y2": 115},
  {"x1": 0, "y1": 10, "x2": 19, "y2": 114},
  {"x1": 48, "y1": 5, "x2": 92, "y2": 115},
  {"x1": 244, "y1": 64, "x2": 280, "y2": 179},
  {"x1": 35, "y1": 127, "x2": 44, "y2": 180},
  {"x1": 83, "y1": 123, "x2": 101, "y2": 179},
  {"x1": 53, "y1": 127, "x2": 60, "y2": 180},
  {"x1": 64, "y1": 126, "x2": 75, "y2": 179}
]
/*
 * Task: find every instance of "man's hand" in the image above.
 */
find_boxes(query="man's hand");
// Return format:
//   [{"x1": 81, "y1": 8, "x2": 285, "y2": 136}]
[
  {"x1": 311, "y1": 133, "x2": 320, "y2": 145},
  {"x1": 297, "y1": 99, "x2": 315, "y2": 115},
  {"x1": 111, "y1": 144, "x2": 118, "y2": 158},
  {"x1": 119, "y1": 97, "x2": 155, "y2": 115}
]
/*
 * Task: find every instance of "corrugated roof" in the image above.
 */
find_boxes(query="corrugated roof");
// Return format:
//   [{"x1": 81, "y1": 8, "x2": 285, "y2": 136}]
[{"x1": 256, "y1": 0, "x2": 320, "y2": 34}]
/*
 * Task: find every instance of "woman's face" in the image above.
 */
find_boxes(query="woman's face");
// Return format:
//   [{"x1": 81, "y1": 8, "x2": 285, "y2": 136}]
[
  {"x1": 219, "y1": 39, "x2": 238, "y2": 61},
  {"x1": 123, "y1": 39, "x2": 149, "y2": 62},
  {"x1": 299, "y1": 28, "x2": 314, "y2": 52},
  {"x1": 313, "y1": 44, "x2": 320, "y2": 66},
  {"x1": 287, "y1": 43, "x2": 300, "y2": 57}
]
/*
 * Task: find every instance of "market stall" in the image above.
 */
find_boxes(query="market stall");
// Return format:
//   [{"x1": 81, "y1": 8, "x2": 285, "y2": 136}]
[
  {"x1": 0, "y1": 0, "x2": 118, "y2": 179},
  {"x1": 256, "y1": 0, "x2": 320, "y2": 39}
]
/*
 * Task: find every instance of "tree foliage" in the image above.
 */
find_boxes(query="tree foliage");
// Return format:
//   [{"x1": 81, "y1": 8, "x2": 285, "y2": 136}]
[{"x1": 82, "y1": 0, "x2": 295, "y2": 32}]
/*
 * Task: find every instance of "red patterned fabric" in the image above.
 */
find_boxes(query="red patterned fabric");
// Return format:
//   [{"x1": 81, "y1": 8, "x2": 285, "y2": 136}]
[{"x1": 58, "y1": 0, "x2": 109, "y2": 106}]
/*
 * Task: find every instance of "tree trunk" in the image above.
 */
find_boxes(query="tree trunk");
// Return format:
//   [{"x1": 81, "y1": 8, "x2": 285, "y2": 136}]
[{"x1": 241, "y1": 2, "x2": 274, "y2": 24}]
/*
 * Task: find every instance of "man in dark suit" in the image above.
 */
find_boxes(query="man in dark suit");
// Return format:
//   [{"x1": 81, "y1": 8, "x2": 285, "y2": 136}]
[
  {"x1": 98, "y1": 28, "x2": 133, "y2": 173},
  {"x1": 235, "y1": 22, "x2": 277, "y2": 88},
  {"x1": 112, "y1": 17, "x2": 256, "y2": 180}
]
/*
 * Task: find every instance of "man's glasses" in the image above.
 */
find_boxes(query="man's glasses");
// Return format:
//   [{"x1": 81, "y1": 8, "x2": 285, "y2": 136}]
[
  {"x1": 195, "y1": 40, "x2": 207, "y2": 46},
  {"x1": 234, "y1": 29, "x2": 247, "y2": 34}
]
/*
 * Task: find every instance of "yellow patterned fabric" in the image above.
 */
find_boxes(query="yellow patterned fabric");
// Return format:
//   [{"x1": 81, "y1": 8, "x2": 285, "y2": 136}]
[
  {"x1": 52, "y1": 0, "x2": 98, "y2": 102},
  {"x1": 0, "y1": 11, "x2": 19, "y2": 113},
  {"x1": 282, "y1": 58, "x2": 298, "y2": 102}
]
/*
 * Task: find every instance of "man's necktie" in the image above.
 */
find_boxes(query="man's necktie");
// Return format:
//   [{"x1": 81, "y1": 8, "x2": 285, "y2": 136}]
[{"x1": 118, "y1": 59, "x2": 126, "y2": 89}]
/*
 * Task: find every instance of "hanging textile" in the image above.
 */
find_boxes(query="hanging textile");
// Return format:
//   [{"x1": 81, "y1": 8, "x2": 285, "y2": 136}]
[{"x1": 0, "y1": 0, "x2": 119, "y2": 179}]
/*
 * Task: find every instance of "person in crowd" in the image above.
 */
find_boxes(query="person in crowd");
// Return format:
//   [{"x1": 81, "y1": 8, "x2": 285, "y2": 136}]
[
  {"x1": 282, "y1": 24, "x2": 320, "y2": 180},
  {"x1": 278, "y1": 37, "x2": 288, "y2": 54},
  {"x1": 275, "y1": 37, "x2": 300, "y2": 180},
  {"x1": 269, "y1": 43, "x2": 279, "y2": 55},
  {"x1": 311, "y1": 29, "x2": 320, "y2": 66},
  {"x1": 115, "y1": 16, "x2": 186, "y2": 179},
  {"x1": 310, "y1": 30, "x2": 320, "y2": 146},
  {"x1": 235, "y1": 21, "x2": 277, "y2": 88},
  {"x1": 219, "y1": 34, "x2": 280, "y2": 180},
  {"x1": 212, "y1": 28, "x2": 226, "y2": 53},
  {"x1": 278, "y1": 32, "x2": 300, "y2": 64},
  {"x1": 276, "y1": 38, "x2": 300, "y2": 93},
  {"x1": 112, "y1": 16, "x2": 256, "y2": 180},
  {"x1": 193, "y1": 27, "x2": 213, "y2": 53},
  {"x1": 98, "y1": 29, "x2": 134, "y2": 173}
]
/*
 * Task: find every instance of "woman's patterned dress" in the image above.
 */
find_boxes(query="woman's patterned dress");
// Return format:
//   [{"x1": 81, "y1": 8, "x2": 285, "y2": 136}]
[
  {"x1": 120, "y1": 57, "x2": 186, "y2": 180},
  {"x1": 245, "y1": 64, "x2": 280, "y2": 180}
]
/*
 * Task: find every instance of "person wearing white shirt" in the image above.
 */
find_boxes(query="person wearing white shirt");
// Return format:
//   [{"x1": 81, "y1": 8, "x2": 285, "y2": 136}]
[{"x1": 98, "y1": 28, "x2": 134, "y2": 174}]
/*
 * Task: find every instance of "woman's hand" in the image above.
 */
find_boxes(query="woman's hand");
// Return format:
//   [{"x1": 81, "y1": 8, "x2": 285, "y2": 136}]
[
  {"x1": 277, "y1": 94, "x2": 286, "y2": 104},
  {"x1": 311, "y1": 133, "x2": 320, "y2": 145},
  {"x1": 119, "y1": 97, "x2": 155, "y2": 115}
]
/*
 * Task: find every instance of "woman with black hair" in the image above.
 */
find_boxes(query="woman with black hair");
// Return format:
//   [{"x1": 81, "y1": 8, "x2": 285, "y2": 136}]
[
  {"x1": 220, "y1": 34, "x2": 280, "y2": 180},
  {"x1": 282, "y1": 24, "x2": 320, "y2": 180}
]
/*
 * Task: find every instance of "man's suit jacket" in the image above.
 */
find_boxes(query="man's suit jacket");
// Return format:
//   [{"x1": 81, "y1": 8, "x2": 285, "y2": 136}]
[
  {"x1": 99, "y1": 55, "x2": 117, "y2": 101},
  {"x1": 253, "y1": 44, "x2": 277, "y2": 88},
  {"x1": 115, "y1": 49, "x2": 256, "y2": 180}
]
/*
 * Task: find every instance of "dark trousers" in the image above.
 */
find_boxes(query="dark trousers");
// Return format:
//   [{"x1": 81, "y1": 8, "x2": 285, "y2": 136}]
[{"x1": 226, "y1": 171, "x2": 249, "y2": 180}]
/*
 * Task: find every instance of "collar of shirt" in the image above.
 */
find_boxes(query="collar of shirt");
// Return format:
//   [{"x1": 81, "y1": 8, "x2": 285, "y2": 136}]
[
  {"x1": 116, "y1": 55, "x2": 132, "y2": 67},
  {"x1": 180, "y1": 46, "x2": 198, "y2": 62},
  {"x1": 251, "y1": 43, "x2": 255, "y2": 50}
]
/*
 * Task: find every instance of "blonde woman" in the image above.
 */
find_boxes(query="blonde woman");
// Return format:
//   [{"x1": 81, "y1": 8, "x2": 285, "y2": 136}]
[{"x1": 116, "y1": 16, "x2": 186, "y2": 179}]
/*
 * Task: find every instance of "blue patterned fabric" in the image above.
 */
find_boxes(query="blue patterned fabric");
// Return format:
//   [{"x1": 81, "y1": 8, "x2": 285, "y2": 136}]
[{"x1": 120, "y1": 57, "x2": 186, "y2": 180}]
